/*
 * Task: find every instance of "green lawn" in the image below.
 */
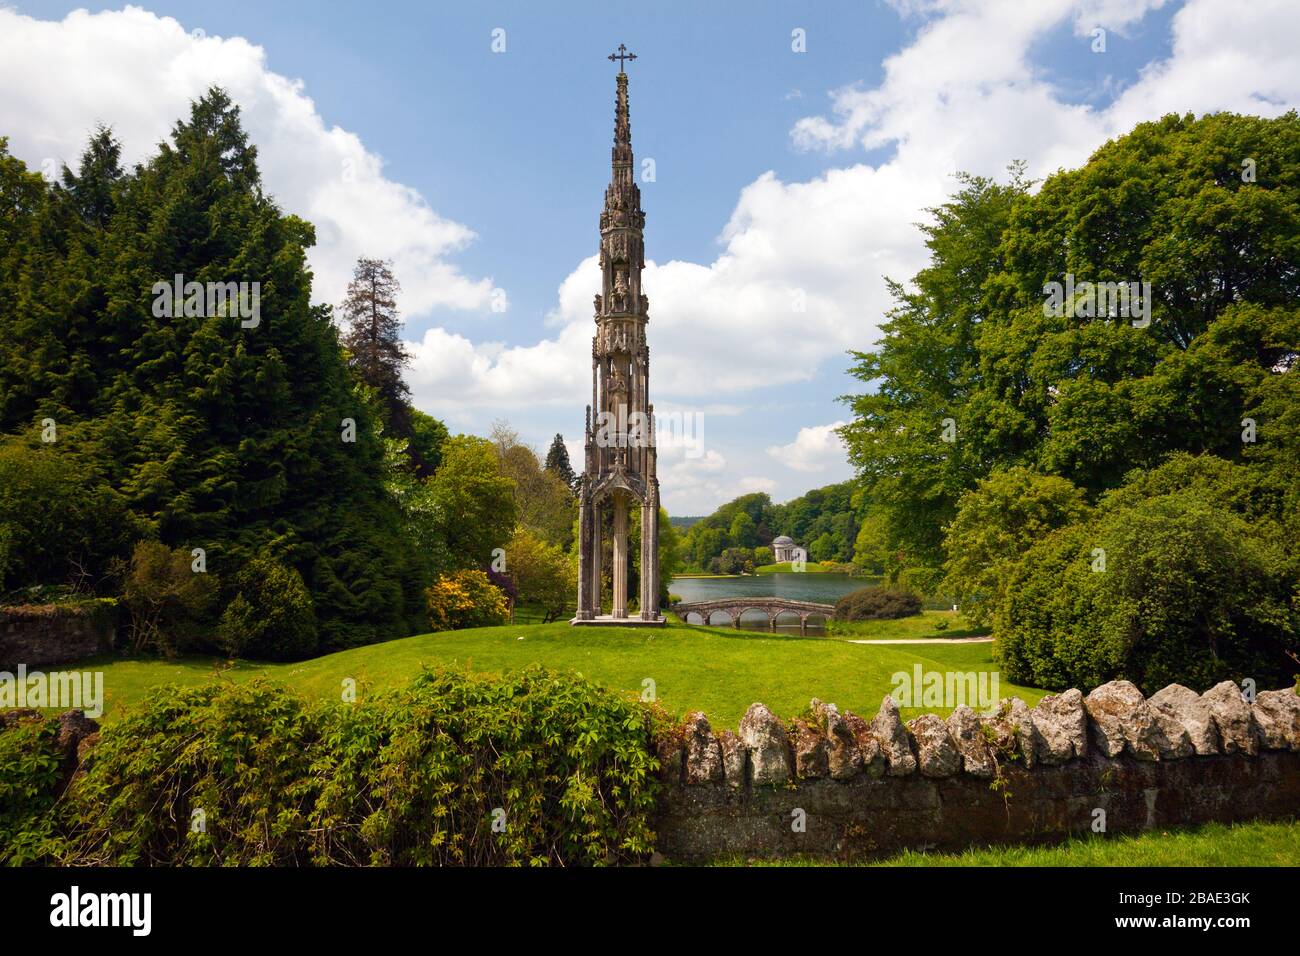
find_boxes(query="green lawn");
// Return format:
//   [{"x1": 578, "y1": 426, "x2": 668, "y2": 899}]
[
  {"x1": 708, "y1": 819, "x2": 1300, "y2": 867},
  {"x1": 78, "y1": 618, "x2": 1042, "y2": 728},
  {"x1": 826, "y1": 609, "x2": 987, "y2": 640}
]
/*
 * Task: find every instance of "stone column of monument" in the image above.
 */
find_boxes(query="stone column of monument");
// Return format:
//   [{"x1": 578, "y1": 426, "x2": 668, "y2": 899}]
[
  {"x1": 612, "y1": 492, "x2": 628, "y2": 617},
  {"x1": 572, "y1": 47, "x2": 664, "y2": 627}
]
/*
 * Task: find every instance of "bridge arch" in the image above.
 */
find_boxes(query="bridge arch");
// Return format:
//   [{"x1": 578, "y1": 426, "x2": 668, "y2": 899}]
[
  {"x1": 733, "y1": 606, "x2": 770, "y2": 629},
  {"x1": 772, "y1": 608, "x2": 802, "y2": 629}
]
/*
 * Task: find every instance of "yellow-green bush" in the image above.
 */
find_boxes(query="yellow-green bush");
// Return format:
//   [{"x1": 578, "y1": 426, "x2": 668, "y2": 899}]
[{"x1": 425, "y1": 568, "x2": 509, "y2": 631}]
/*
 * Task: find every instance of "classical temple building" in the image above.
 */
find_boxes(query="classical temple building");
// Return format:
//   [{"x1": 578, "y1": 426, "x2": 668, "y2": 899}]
[
  {"x1": 772, "y1": 536, "x2": 798, "y2": 563},
  {"x1": 572, "y1": 46, "x2": 665, "y2": 627}
]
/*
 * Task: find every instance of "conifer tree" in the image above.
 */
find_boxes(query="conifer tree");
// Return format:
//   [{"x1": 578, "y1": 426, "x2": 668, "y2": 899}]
[
  {"x1": 59, "y1": 125, "x2": 122, "y2": 227},
  {"x1": 0, "y1": 88, "x2": 429, "y2": 649},
  {"x1": 340, "y1": 257, "x2": 411, "y2": 440},
  {"x1": 543, "y1": 433, "x2": 578, "y2": 491}
]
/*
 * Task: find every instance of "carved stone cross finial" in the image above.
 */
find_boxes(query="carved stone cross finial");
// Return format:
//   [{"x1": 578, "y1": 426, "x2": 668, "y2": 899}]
[{"x1": 608, "y1": 43, "x2": 637, "y2": 71}]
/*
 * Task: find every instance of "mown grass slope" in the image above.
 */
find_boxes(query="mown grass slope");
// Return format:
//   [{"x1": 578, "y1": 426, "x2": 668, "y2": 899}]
[{"x1": 79, "y1": 619, "x2": 1041, "y2": 727}]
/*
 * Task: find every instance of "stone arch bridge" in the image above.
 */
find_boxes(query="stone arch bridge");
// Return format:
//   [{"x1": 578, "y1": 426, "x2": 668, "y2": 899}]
[{"x1": 671, "y1": 597, "x2": 836, "y2": 635}]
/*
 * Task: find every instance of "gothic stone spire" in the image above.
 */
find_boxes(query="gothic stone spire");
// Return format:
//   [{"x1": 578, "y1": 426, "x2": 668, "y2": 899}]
[
  {"x1": 599, "y1": 70, "x2": 645, "y2": 321},
  {"x1": 574, "y1": 48, "x2": 663, "y2": 626}
]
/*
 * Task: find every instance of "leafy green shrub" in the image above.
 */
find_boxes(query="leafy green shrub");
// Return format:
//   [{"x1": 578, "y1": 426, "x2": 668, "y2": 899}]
[
  {"x1": 63, "y1": 680, "x2": 321, "y2": 866},
  {"x1": 834, "y1": 585, "x2": 923, "y2": 621},
  {"x1": 43, "y1": 667, "x2": 658, "y2": 867},
  {"x1": 311, "y1": 665, "x2": 658, "y2": 865},
  {"x1": 0, "y1": 439, "x2": 141, "y2": 594},
  {"x1": 996, "y1": 491, "x2": 1298, "y2": 693},
  {"x1": 217, "y1": 555, "x2": 318, "y2": 660},
  {"x1": 118, "y1": 541, "x2": 218, "y2": 655},
  {"x1": 0, "y1": 714, "x2": 68, "y2": 865},
  {"x1": 943, "y1": 466, "x2": 1091, "y2": 627},
  {"x1": 818, "y1": 561, "x2": 863, "y2": 576}
]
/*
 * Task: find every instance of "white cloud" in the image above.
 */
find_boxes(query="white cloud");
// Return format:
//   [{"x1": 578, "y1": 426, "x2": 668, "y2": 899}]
[
  {"x1": 1104, "y1": 0, "x2": 1300, "y2": 129},
  {"x1": 1070, "y1": 0, "x2": 1173, "y2": 35},
  {"x1": 407, "y1": 158, "x2": 923, "y2": 421},
  {"x1": 658, "y1": 447, "x2": 729, "y2": 514},
  {"x1": 792, "y1": 0, "x2": 1296, "y2": 165},
  {"x1": 0, "y1": 5, "x2": 499, "y2": 318},
  {"x1": 419, "y1": 0, "x2": 1300, "y2": 425},
  {"x1": 767, "y1": 422, "x2": 849, "y2": 473},
  {"x1": 404, "y1": 322, "x2": 589, "y2": 425}
]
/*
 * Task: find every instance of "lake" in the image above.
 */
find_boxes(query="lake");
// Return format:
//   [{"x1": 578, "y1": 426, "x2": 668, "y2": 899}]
[
  {"x1": 669, "y1": 572, "x2": 866, "y2": 605},
  {"x1": 667, "y1": 572, "x2": 870, "y2": 634}
]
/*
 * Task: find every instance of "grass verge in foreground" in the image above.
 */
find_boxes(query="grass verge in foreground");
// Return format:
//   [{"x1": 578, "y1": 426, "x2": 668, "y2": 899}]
[{"x1": 703, "y1": 819, "x2": 1300, "y2": 866}]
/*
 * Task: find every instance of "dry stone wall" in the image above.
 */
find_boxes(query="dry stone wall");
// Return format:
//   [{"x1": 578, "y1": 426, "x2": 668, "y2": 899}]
[
  {"x1": 0, "y1": 602, "x2": 118, "y2": 670},
  {"x1": 654, "y1": 680, "x2": 1300, "y2": 862}
]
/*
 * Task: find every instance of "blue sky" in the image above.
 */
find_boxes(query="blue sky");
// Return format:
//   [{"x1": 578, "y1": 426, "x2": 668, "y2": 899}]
[
  {"x1": 3, "y1": 0, "x2": 1295, "y2": 514},
  {"x1": 16, "y1": 0, "x2": 907, "y2": 327}
]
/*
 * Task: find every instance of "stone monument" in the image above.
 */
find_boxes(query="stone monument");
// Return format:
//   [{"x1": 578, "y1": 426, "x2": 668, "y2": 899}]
[{"x1": 572, "y1": 46, "x2": 665, "y2": 627}]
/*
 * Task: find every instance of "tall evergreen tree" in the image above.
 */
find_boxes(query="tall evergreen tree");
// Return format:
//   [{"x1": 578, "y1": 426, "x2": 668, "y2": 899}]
[
  {"x1": 340, "y1": 257, "x2": 411, "y2": 439},
  {"x1": 543, "y1": 433, "x2": 577, "y2": 491},
  {"x1": 59, "y1": 125, "x2": 122, "y2": 228},
  {"x1": 0, "y1": 88, "x2": 428, "y2": 649}
]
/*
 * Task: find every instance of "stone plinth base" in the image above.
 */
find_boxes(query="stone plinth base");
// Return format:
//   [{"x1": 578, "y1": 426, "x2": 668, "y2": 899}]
[{"x1": 570, "y1": 614, "x2": 667, "y2": 628}]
